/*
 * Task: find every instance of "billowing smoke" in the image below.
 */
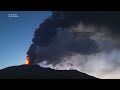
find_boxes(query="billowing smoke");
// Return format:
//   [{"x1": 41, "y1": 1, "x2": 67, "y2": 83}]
[{"x1": 27, "y1": 11, "x2": 120, "y2": 79}]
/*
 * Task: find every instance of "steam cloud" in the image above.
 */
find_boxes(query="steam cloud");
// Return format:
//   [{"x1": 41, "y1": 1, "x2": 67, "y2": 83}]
[{"x1": 27, "y1": 11, "x2": 120, "y2": 79}]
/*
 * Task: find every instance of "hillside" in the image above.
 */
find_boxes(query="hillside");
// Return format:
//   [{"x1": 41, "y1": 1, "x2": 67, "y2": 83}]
[{"x1": 0, "y1": 65, "x2": 98, "y2": 79}]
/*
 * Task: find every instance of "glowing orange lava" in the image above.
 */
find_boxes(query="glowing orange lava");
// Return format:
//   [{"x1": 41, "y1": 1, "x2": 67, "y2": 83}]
[{"x1": 25, "y1": 55, "x2": 30, "y2": 64}]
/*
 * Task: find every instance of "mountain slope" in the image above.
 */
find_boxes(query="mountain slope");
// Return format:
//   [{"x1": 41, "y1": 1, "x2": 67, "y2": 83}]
[{"x1": 0, "y1": 65, "x2": 98, "y2": 79}]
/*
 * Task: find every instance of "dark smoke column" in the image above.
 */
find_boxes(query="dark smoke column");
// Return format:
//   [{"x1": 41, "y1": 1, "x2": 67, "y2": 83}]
[{"x1": 27, "y1": 11, "x2": 104, "y2": 65}]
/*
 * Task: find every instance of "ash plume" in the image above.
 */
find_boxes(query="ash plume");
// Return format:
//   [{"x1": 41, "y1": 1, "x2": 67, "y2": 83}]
[{"x1": 27, "y1": 11, "x2": 120, "y2": 78}]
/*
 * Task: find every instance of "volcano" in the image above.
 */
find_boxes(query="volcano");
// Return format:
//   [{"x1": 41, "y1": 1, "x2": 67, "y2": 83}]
[{"x1": 0, "y1": 65, "x2": 98, "y2": 79}]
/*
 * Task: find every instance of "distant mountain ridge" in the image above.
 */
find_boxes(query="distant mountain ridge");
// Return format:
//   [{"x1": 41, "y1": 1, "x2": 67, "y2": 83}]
[{"x1": 0, "y1": 65, "x2": 98, "y2": 79}]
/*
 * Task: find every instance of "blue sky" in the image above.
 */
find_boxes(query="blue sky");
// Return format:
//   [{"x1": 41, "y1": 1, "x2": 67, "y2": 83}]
[{"x1": 0, "y1": 11, "x2": 51, "y2": 69}]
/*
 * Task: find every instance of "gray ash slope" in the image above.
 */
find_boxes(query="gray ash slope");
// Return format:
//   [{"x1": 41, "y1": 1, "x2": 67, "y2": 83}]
[{"x1": 0, "y1": 65, "x2": 97, "y2": 79}]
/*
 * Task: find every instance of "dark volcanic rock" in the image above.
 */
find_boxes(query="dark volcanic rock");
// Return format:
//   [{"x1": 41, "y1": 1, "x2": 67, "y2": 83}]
[{"x1": 0, "y1": 65, "x2": 98, "y2": 79}]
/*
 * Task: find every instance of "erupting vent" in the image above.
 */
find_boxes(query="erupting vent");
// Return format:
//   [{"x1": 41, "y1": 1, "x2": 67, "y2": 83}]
[{"x1": 25, "y1": 55, "x2": 30, "y2": 65}]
